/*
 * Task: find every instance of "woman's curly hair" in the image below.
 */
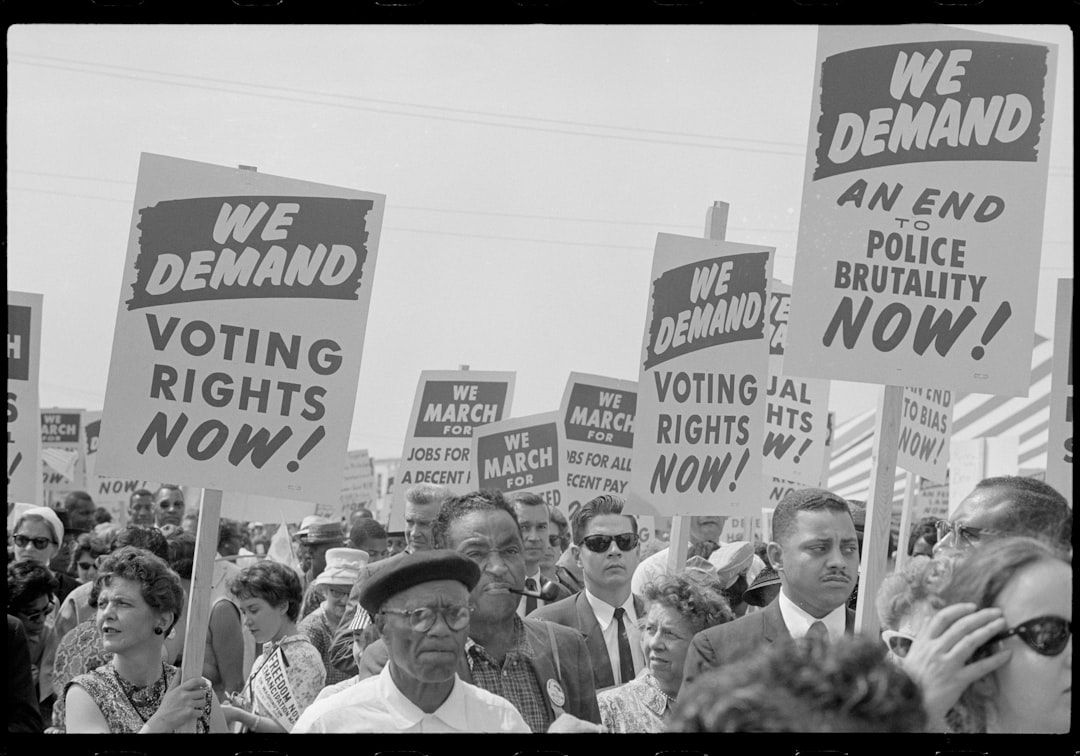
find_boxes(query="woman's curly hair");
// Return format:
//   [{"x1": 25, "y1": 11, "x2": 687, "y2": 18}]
[
  {"x1": 91, "y1": 545, "x2": 185, "y2": 635},
  {"x1": 643, "y1": 572, "x2": 734, "y2": 636},
  {"x1": 230, "y1": 559, "x2": 303, "y2": 621}
]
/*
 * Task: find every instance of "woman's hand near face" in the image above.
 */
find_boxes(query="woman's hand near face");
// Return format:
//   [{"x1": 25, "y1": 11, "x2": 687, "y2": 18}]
[{"x1": 901, "y1": 602, "x2": 1013, "y2": 730}]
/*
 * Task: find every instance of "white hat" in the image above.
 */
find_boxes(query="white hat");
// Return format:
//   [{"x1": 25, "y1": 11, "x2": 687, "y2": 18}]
[
  {"x1": 15, "y1": 505, "x2": 65, "y2": 546},
  {"x1": 312, "y1": 547, "x2": 370, "y2": 588},
  {"x1": 706, "y1": 540, "x2": 756, "y2": 588}
]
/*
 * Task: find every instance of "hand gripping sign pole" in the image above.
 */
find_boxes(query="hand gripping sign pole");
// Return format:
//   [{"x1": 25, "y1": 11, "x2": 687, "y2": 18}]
[
  {"x1": 665, "y1": 201, "x2": 730, "y2": 576},
  {"x1": 855, "y1": 385, "x2": 904, "y2": 638}
]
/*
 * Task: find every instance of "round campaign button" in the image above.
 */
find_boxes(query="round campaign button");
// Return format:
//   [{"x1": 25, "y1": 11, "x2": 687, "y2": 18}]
[{"x1": 546, "y1": 679, "x2": 566, "y2": 708}]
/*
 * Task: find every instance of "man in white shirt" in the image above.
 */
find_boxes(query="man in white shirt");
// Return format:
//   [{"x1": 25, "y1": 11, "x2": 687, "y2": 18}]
[
  {"x1": 531, "y1": 494, "x2": 645, "y2": 691},
  {"x1": 508, "y1": 492, "x2": 573, "y2": 617},
  {"x1": 292, "y1": 549, "x2": 529, "y2": 733},
  {"x1": 680, "y1": 488, "x2": 859, "y2": 694}
]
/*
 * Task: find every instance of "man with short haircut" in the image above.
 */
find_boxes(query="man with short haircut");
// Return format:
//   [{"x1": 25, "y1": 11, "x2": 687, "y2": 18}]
[
  {"x1": 349, "y1": 518, "x2": 389, "y2": 563},
  {"x1": 212, "y1": 518, "x2": 245, "y2": 606},
  {"x1": 680, "y1": 488, "x2": 859, "y2": 694},
  {"x1": 127, "y1": 489, "x2": 155, "y2": 527},
  {"x1": 154, "y1": 483, "x2": 185, "y2": 530},
  {"x1": 292, "y1": 549, "x2": 530, "y2": 733},
  {"x1": 531, "y1": 494, "x2": 645, "y2": 691},
  {"x1": 62, "y1": 491, "x2": 96, "y2": 535},
  {"x1": 508, "y1": 492, "x2": 572, "y2": 616},
  {"x1": 934, "y1": 475, "x2": 1072, "y2": 555},
  {"x1": 328, "y1": 484, "x2": 452, "y2": 680},
  {"x1": 353, "y1": 490, "x2": 603, "y2": 732}
]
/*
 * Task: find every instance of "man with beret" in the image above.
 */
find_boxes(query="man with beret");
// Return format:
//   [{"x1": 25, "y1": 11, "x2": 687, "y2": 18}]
[
  {"x1": 680, "y1": 488, "x2": 859, "y2": 697},
  {"x1": 327, "y1": 483, "x2": 451, "y2": 679},
  {"x1": 352, "y1": 490, "x2": 604, "y2": 733},
  {"x1": 291, "y1": 550, "x2": 530, "y2": 733}
]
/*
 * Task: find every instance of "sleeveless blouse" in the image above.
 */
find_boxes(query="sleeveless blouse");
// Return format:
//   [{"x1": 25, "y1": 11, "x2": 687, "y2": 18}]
[{"x1": 66, "y1": 662, "x2": 213, "y2": 733}]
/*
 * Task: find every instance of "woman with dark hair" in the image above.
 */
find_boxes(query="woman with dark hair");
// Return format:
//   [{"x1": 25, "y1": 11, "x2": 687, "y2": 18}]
[
  {"x1": 69, "y1": 533, "x2": 110, "y2": 585},
  {"x1": 63, "y1": 546, "x2": 226, "y2": 733},
  {"x1": 597, "y1": 572, "x2": 734, "y2": 733},
  {"x1": 221, "y1": 560, "x2": 325, "y2": 732},
  {"x1": 905, "y1": 536, "x2": 1071, "y2": 733},
  {"x1": 8, "y1": 559, "x2": 61, "y2": 728}
]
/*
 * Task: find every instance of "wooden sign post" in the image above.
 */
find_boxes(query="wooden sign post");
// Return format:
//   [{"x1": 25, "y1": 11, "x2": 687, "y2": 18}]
[
  {"x1": 893, "y1": 470, "x2": 918, "y2": 572},
  {"x1": 665, "y1": 201, "x2": 730, "y2": 575}
]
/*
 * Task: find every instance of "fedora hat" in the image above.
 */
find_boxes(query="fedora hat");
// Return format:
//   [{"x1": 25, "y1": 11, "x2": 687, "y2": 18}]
[
  {"x1": 742, "y1": 565, "x2": 781, "y2": 607},
  {"x1": 300, "y1": 518, "x2": 346, "y2": 546}
]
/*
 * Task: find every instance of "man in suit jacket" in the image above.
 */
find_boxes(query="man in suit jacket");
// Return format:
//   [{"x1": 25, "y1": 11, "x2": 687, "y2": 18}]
[
  {"x1": 507, "y1": 492, "x2": 573, "y2": 616},
  {"x1": 7, "y1": 614, "x2": 43, "y2": 733},
  {"x1": 355, "y1": 490, "x2": 602, "y2": 732},
  {"x1": 681, "y1": 488, "x2": 859, "y2": 697},
  {"x1": 531, "y1": 494, "x2": 646, "y2": 691}
]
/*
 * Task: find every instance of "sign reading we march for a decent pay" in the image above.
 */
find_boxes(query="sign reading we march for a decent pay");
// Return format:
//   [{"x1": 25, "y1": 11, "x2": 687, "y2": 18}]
[
  {"x1": 473, "y1": 411, "x2": 563, "y2": 510},
  {"x1": 41, "y1": 408, "x2": 85, "y2": 507},
  {"x1": 560, "y1": 372, "x2": 636, "y2": 510},
  {"x1": 1045, "y1": 279, "x2": 1072, "y2": 504},
  {"x1": 628, "y1": 233, "x2": 773, "y2": 518},
  {"x1": 784, "y1": 26, "x2": 1057, "y2": 397},
  {"x1": 96, "y1": 154, "x2": 385, "y2": 506},
  {"x1": 388, "y1": 370, "x2": 515, "y2": 528},
  {"x1": 7, "y1": 291, "x2": 43, "y2": 505},
  {"x1": 896, "y1": 386, "x2": 953, "y2": 484},
  {"x1": 763, "y1": 281, "x2": 829, "y2": 486}
]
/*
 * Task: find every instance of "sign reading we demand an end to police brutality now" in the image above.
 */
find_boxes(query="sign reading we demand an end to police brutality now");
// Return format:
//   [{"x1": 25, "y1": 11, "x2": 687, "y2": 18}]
[
  {"x1": 473, "y1": 411, "x2": 564, "y2": 510},
  {"x1": 559, "y1": 372, "x2": 636, "y2": 510},
  {"x1": 628, "y1": 233, "x2": 773, "y2": 518},
  {"x1": 96, "y1": 154, "x2": 385, "y2": 505},
  {"x1": 784, "y1": 26, "x2": 1057, "y2": 397}
]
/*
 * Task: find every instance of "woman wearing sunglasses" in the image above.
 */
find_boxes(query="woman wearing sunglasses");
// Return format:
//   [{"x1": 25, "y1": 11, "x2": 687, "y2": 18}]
[
  {"x1": 8, "y1": 559, "x2": 61, "y2": 729},
  {"x1": 221, "y1": 560, "x2": 325, "y2": 732},
  {"x1": 12, "y1": 506, "x2": 80, "y2": 604},
  {"x1": 875, "y1": 555, "x2": 953, "y2": 663},
  {"x1": 904, "y1": 536, "x2": 1071, "y2": 733}
]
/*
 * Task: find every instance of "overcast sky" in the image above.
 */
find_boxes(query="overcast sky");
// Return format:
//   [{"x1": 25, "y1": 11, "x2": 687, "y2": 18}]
[{"x1": 7, "y1": 24, "x2": 1073, "y2": 461}]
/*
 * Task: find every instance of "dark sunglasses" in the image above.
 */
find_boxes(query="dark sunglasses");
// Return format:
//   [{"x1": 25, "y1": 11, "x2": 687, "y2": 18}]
[
  {"x1": 19, "y1": 599, "x2": 56, "y2": 623},
  {"x1": 979, "y1": 615, "x2": 1072, "y2": 658},
  {"x1": 581, "y1": 533, "x2": 639, "y2": 553},
  {"x1": 380, "y1": 604, "x2": 472, "y2": 633},
  {"x1": 14, "y1": 535, "x2": 57, "y2": 550},
  {"x1": 933, "y1": 519, "x2": 1001, "y2": 545},
  {"x1": 880, "y1": 630, "x2": 915, "y2": 658},
  {"x1": 77, "y1": 561, "x2": 97, "y2": 571},
  {"x1": 548, "y1": 535, "x2": 562, "y2": 547}
]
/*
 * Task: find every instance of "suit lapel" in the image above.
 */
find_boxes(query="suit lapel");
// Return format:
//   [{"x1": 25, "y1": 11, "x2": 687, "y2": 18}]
[
  {"x1": 761, "y1": 599, "x2": 790, "y2": 643},
  {"x1": 575, "y1": 593, "x2": 614, "y2": 689}
]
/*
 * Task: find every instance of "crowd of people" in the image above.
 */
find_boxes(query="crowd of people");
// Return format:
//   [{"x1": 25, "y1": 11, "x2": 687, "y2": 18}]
[{"x1": 5, "y1": 474, "x2": 1072, "y2": 734}]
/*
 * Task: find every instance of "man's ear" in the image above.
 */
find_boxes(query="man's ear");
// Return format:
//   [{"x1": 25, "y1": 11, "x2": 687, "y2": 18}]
[
  {"x1": 571, "y1": 544, "x2": 582, "y2": 569},
  {"x1": 766, "y1": 540, "x2": 784, "y2": 574}
]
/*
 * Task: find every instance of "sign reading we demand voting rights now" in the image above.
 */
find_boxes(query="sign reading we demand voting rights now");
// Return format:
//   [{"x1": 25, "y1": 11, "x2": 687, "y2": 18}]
[
  {"x1": 96, "y1": 154, "x2": 385, "y2": 506},
  {"x1": 628, "y1": 233, "x2": 773, "y2": 518},
  {"x1": 784, "y1": 26, "x2": 1057, "y2": 398}
]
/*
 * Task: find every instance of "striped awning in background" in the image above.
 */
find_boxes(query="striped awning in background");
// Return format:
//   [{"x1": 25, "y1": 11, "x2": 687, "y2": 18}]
[{"x1": 827, "y1": 333, "x2": 1053, "y2": 508}]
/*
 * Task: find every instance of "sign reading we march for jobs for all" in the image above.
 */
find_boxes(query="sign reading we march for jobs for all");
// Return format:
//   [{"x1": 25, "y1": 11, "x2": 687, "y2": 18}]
[
  {"x1": 7, "y1": 291, "x2": 43, "y2": 505},
  {"x1": 784, "y1": 26, "x2": 1057, "y2": 397},
  {"x1": 473, "y1": 411, "x2": 564, "y2": 510},
  {"x1": 96, "y1": 154, "x2": 385, "y2": 506},
  {"x1": 560, "y1": 372, "x2": 636, "y2": 509},
  {"x1": 628, "y1": 233, "x2": 773, "y2": 518}
]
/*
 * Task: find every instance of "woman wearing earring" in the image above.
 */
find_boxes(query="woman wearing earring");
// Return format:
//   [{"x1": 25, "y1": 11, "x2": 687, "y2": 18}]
[
  {"x1": 221, "y1": 560, "x2": 325, "y2": 733},
  {"x1": 63, "y1": 546, "x2": 227, "y2": 733}
]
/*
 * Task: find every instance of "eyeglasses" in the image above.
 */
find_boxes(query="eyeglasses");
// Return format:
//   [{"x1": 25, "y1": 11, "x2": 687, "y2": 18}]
[
  {"x1": 77, "y1": 561, "x2": 97, "y2": 571},
  {"x1": 548, "y1": 535, "x2": 562, "y2": 547},
  {"x1": 985, "y1": 615, "x2": 1072, "y2": 657},
  {"x1": 933, "y1": 519, "x2": 1001, "y2": 546},
  {"x1": 13, "y1": 535, "x2": 57, "y2": 550},
  {"x1": 380, "y1": 604, "x2": 472, "y2": 633},
  {"x1": 880, "y1": 629, "x2": 916, "y2": 658},
  {"x1": 19, "y1": 599, "x2": 56, "y2": 623},
  {"x1": 581, "y1": 533, "x2": 639, "y2": 553}
]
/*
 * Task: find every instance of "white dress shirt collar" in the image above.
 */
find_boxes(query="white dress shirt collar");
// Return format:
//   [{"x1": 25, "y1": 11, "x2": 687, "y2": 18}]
[
  {"x1": 379, "y1": 663, "x2": 466, "y2": 731},
  {"x1": 584, "y1": 587, "x2": 638, "y2": 629},
  {"x1": 777, "y1": 588, "x2": 847, "y2": 642}
]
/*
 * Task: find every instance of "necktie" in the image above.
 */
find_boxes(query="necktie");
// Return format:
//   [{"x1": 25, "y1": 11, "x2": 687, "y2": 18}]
[
  {"x1": 524, "y1": 577, "x2": 538, "y2": 615},
  {"x1": 806, "y1": 620, "x2": 829, "y2": 644},
  {"x1": 613, "y1": 607, "x2": 635, "y2": 684}
]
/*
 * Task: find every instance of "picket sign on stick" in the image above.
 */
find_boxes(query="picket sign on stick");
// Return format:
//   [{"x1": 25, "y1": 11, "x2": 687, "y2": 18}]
[
  {"x1": 665, "y1": 201, "x2": 729, "y2": 576},
  {"x1": 893, "y1": 470, "x2": 918, "y2": 573},
  {"x1": 855, "y1": 386, "x2": 904, "y2": 637}
]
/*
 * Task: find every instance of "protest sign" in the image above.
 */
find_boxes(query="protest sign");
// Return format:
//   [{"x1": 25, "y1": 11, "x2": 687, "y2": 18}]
[
  {"x1": 764, "y1": 281, "x2": 830, "y2": 485},
  {"x1": 7, "y1": 291, "x2": 43, "y2": 505},
  {"x1": 761, "y1": 507, "x2": 775, "y2": 543},
  {"x1": 897, "y1": 387, "x2": 953, "y2": 483},
  {"x1": 785, "y1": 26, "x2": 1058, "y2": 398},
  {"x1": 472, "y1": 411, "x2": 563, "y2": 510},
  {"x1": 1045, "y1": 279, "x2": 1072, "y2": 504},
  {"x1": 41, "y1": 407, "x2": 85, "y2": 507},
  {"x1": 250, "y1": 646, "x2": 303, "y2": 731},
  {"x1": 340, "y1": 448, "x2": 376, "y2": 518},
  {"x1": 628, "y1": 232, "x2": 773, "y2": 518},
  {"x1": 914, "y1": 479, "x2": 950, "y2": 522},
  {"x1": 388, "y1": 370, "x2": 515, "y2": 528},
  {"x1": 82, "y1": 410, "x2": 157, "y2": 524},
  {"x1": 96, "y1": 153, "x2": 384, "y2": 506},
  {"x1": 559, "y1": 372, "x2": 636, "y2": 508}
]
